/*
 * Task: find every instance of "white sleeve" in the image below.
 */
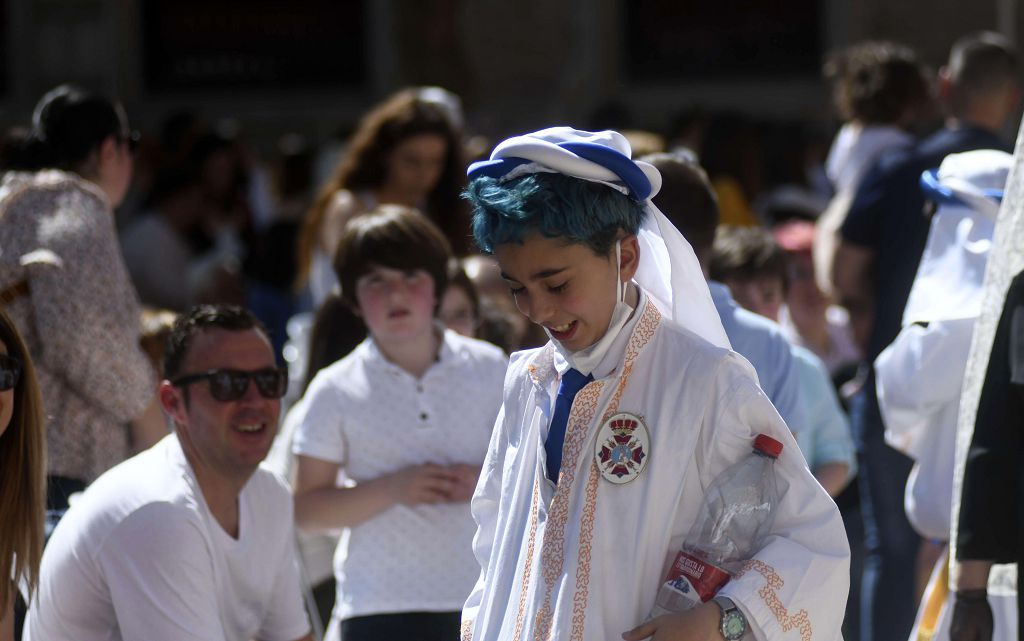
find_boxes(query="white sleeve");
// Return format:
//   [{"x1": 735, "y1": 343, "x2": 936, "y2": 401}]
[
  {"x1": 462, "y1": 400, "x2": 507, "y2": 639},
  {"x1": 875, "y1": 320, "x2": 972, "y2": 460},
  {"x1": 256, "y1": 521, "x2": 312, "y2": 641},
  {"x1": 292, "y1": 377, "x2": 347, "y2": 465},
  {"x1": 703, "y1": 355, "x2": 849, "y2": 641},
  {"x1": 99, "y1": 504, "x2": 227, "y2": 641}
]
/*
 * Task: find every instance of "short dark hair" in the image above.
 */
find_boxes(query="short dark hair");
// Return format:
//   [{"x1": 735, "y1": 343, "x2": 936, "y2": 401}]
[
  {"x1": 948, "y1": 31, "x2": 1019, "y2": 101},
  {"x1": 333, "y1": 205, "x2": 452, "y2": 310},
  {"x1": 164, "y1": 305, "x2": 267, "y2": 381},
  {"x1": 465, "y1": 172, "x2": 645, "y2": 256},
  {"x1": 643, "y1": 153, "x2": 720, "y2": 259},
  {"x1": 824, "y1": 41, "x2": 931, "y2": 124},
  {"x1": 709, "y1": 225, "x2": 788, "y2": 290}
]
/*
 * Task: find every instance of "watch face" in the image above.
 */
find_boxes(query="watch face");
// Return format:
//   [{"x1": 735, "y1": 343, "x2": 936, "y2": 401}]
[{"x1": 722, "y1": 611, "x2": 746, "y2": 640}]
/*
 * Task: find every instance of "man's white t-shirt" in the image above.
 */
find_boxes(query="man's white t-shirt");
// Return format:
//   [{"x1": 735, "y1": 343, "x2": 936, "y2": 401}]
[
  {"x1": 25, "y1": 436, "x2": 311, "y2": 641},
  {"x1": 292, "y1": 329, "x2": 507, "y2": 622}
]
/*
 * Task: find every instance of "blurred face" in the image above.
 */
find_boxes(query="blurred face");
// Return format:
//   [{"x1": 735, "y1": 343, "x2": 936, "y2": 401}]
[
  {"x1": 439, "y1": 285, "x2": 478, "y2": 337},
  {"x1": 98, "y1": 132, "x2": 134, "y2": 208},
  {"x1": 727, "y1": 275, "x2": 785, "y2": 322},
  {"x1": 384, "y1": 134, "x2": 447, "y2": 204},
  {"x1": 0, "y1": 339, "x2": 13, "y2": 438},
  {"x1": 495, "y1": 233, "x2": 636, "y2": 353},
  {"x1": 355, "y1": 265, "x2": 437, "y2": 346},
  {"x1": 160, "y1": 328, "x2": 280, "y2": 481},
  {"x1": 785, "y1": 253, "x2": 828, "y2": 321}
]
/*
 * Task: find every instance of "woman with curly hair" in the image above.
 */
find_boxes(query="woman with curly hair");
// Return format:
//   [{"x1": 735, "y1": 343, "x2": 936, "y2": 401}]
[
  {"x1": 297, "y1": 87, "x2": 470, "y2": 307},
  {"x1": 0, "y1": 309, "x2": 46, "y2": 640}
]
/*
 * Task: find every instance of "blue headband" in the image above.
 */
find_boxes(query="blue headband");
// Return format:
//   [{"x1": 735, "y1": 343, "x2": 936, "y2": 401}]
[
  {"x1": 920, "y1": 168, "x2": 1004, "y2": 207},
  {"x1": 467, "y1": 141, "x2": 654, "y2": 201}
]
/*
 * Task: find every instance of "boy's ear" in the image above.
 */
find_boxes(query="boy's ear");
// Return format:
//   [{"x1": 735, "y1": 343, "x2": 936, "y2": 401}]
[{"x1": 619, "y1": 234, "x2": 640, "y2": 281}]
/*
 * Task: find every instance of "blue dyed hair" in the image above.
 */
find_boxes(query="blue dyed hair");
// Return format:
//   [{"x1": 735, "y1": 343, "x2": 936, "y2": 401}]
[{"x1": 465, "y1": 172, "x2": 645, "y2": 255}]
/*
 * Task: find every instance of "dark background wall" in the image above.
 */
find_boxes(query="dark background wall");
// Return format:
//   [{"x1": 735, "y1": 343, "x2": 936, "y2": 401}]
[{"x1": 1, "y1": 0, "x2": 1020, "y2": 150}]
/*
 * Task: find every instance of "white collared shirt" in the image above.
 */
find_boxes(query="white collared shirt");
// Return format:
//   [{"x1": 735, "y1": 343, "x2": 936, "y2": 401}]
[{"x1": 293, "y1": 329, "x2": 507, "y2": 621}]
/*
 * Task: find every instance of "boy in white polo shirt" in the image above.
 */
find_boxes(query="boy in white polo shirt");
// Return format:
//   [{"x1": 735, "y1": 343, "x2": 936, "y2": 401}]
[{"x1": 292, "y1": 205, "x2": 507, "y2": 641}]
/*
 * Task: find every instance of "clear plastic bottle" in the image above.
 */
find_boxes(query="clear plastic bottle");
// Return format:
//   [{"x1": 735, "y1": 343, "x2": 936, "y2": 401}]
[{"x1": 649, "y1": 433, "x2": 783, "y2": 617}]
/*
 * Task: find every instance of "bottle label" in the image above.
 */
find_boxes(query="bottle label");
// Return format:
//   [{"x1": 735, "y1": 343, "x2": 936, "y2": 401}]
[{"x1": 663, "y1": 550, "x2": 731, "y2": 603}]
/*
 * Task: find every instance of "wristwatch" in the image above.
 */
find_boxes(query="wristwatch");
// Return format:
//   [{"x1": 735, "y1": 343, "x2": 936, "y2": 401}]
[{"x1": 712, "y1": 595, "x2": 748, "y2": 641}]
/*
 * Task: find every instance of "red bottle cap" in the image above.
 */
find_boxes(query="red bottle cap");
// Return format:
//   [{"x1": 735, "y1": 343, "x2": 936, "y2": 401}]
[{"x1": 754, "y1": 434, "x2": 783, "y2": 458}]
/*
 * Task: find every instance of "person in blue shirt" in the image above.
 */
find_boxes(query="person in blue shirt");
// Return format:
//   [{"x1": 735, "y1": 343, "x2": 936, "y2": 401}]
[{"x1": 642, "y1": 153, "x2": 807, "y2": 438}]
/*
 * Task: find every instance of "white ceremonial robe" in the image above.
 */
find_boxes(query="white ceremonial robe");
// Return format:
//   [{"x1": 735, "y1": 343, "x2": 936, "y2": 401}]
[
  {"x1": 876, "y1": 318, "x2": 975, "y2": 541},
  {"x1": 876, "y1": 320, "x2": 1018, "y2": 641},
  {"x1": 463, "y1": 295, "x2": 850, "y2": 641}
]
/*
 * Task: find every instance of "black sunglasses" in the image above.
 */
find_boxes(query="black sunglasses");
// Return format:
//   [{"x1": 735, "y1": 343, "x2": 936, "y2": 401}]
[
  {"x1": 0, "y1": 354, "x2": 22, "y2": 392},
  {"x1": 171, "y1": 367, "x2": 288, "y2": 402}
]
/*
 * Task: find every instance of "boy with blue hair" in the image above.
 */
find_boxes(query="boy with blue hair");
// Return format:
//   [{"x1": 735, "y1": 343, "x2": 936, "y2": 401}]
[{"x1": 461, "y1": 128, "x2": 849, "y2": 641}]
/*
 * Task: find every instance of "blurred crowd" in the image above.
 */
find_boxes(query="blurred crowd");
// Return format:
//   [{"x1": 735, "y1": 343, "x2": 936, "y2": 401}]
[{"x1": 0, "y1": 27, "x2": 1021, "y2": 641}]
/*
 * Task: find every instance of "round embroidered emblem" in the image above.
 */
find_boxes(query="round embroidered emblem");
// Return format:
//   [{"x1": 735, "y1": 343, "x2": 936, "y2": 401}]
[{"x1": 594, "y1": 412, "x2": 649, "y2": 484}]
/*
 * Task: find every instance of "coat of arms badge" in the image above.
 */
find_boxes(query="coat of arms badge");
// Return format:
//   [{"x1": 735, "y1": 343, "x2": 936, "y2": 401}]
[{"x1": 594, "y1": 412, "x2": 649, "y2": 484}]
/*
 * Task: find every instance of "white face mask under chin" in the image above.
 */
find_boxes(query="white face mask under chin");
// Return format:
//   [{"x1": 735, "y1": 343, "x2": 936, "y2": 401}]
[{"x1": 546, "y1": 240, "x2": 635, "y2": 376}]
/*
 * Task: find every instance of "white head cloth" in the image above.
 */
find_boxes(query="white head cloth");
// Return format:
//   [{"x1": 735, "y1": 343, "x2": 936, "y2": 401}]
[
  {"x1": 474, "y1": 127, "x2": 730, "y2": 349},
  {"x1": 903, "y1": 149, "x2": 1012, "y2": 325}
]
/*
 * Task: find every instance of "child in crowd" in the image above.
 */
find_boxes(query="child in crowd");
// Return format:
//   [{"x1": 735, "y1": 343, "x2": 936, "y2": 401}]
[
  {"x1": 711, "y1": 225, "x2": 856, "y2": 496},
  {"x1": 440, "y1": 259, "x2": 482, "y2": 338},
  {"x1": 771, "y1": 221, "x2": 861, "y2": 382},
  {"x1": 291, "y1": 205, "x2": 507, "y2": 641},
  {"x1": 461, "y1": 128, "x2": 848, "y2": 641},
  {"x1": 129, "y1": 308, "x2": 178, "y2": 454}
]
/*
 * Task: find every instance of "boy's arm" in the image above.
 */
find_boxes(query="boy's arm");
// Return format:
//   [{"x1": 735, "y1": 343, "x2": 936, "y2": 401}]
[
  {"x1": 293, "y1": 455, "x2": 457, "y2": 532},
  {"x1": 705, "y1": 356, "x2": 850, "y2": 641},
  {"x1": 463, "y1": 401, "x2": 509, "y2": 640}
]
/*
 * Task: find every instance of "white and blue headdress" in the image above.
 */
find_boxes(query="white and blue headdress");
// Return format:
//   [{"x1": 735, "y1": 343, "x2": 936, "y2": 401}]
[
  {"x1": 903, "y1": 149, "x2": 1012, "y2": 325},
  {"x1": 468, "y1": 127, "x2": 730, "y2": 349}
]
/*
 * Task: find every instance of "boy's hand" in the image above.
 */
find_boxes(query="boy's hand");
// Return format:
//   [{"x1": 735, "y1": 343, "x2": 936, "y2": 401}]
[
  {"x1": 622, "y1": 601, "x2": 720, "y2": 641},
  {"x1": 384, "y1": 464, "x2": 459, "y2": 506},
  {"x1": 446, "y1": 464, "x2": 482, "y2": 502}
]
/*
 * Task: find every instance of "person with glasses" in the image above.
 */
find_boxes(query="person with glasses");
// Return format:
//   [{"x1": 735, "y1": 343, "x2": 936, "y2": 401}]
[
  {"x1": 0, "y1": 310, "x2": 46, "y2": 641},
  {"x1": 0, "y1": 84, "x2": 158, "y2": 510},
  {"x1": 24, "y1": 305, "x2": 313, "y2": 641}
]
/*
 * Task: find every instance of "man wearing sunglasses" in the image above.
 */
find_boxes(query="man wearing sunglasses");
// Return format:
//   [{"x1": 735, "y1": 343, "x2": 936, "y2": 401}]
[{"x1": 25, "y1": 305, "x2": 313, "y2": 641}]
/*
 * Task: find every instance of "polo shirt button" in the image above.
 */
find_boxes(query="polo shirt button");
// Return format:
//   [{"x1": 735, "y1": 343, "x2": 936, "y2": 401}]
[
  {"x1": 420, "y1": 412, "x2": 428, "y2": 421},
  {"x1": 417, "y1": 384, "x2": 423, "y2": 393}
]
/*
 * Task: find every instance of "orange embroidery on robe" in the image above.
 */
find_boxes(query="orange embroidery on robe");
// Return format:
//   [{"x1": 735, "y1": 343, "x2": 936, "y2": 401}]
[
  {"x1": 534, "y1": 380, "x2": 604, "y2": 641},
  {"x1": 734, "y1": 559, "x2": 813, "y2": 641},
  {"x1": 512, "y1": 479, "x2": 541, "y2": 641},
  {"x1": 461, "y1": 619, "x2": 473, "y2": 641},
  {"x1": 569, "y1": 462, "x2": 600, "y2": 641},
  {"x1": 604, "y1": 303, "x2": 660, "y2": 421}
]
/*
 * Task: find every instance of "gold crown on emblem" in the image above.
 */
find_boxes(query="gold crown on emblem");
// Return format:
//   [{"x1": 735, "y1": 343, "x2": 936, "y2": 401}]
[{"x1": 610, "y1": 418, "x2": 638, "y2": 436}]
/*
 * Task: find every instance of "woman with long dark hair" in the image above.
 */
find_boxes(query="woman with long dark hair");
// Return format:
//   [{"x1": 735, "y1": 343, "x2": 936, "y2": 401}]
[
  {"x1": 297, "y1": 88, "x2": 470, "y2": 306},
  {"x1": 0, "y1": 84, "x2": 156, "y2": 508}
]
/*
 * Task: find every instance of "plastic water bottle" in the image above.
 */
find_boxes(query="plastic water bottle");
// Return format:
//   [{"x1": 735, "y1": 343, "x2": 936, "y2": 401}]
[{"x1": 649, "y1": 433, "x2": 783, "y2": 617}]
